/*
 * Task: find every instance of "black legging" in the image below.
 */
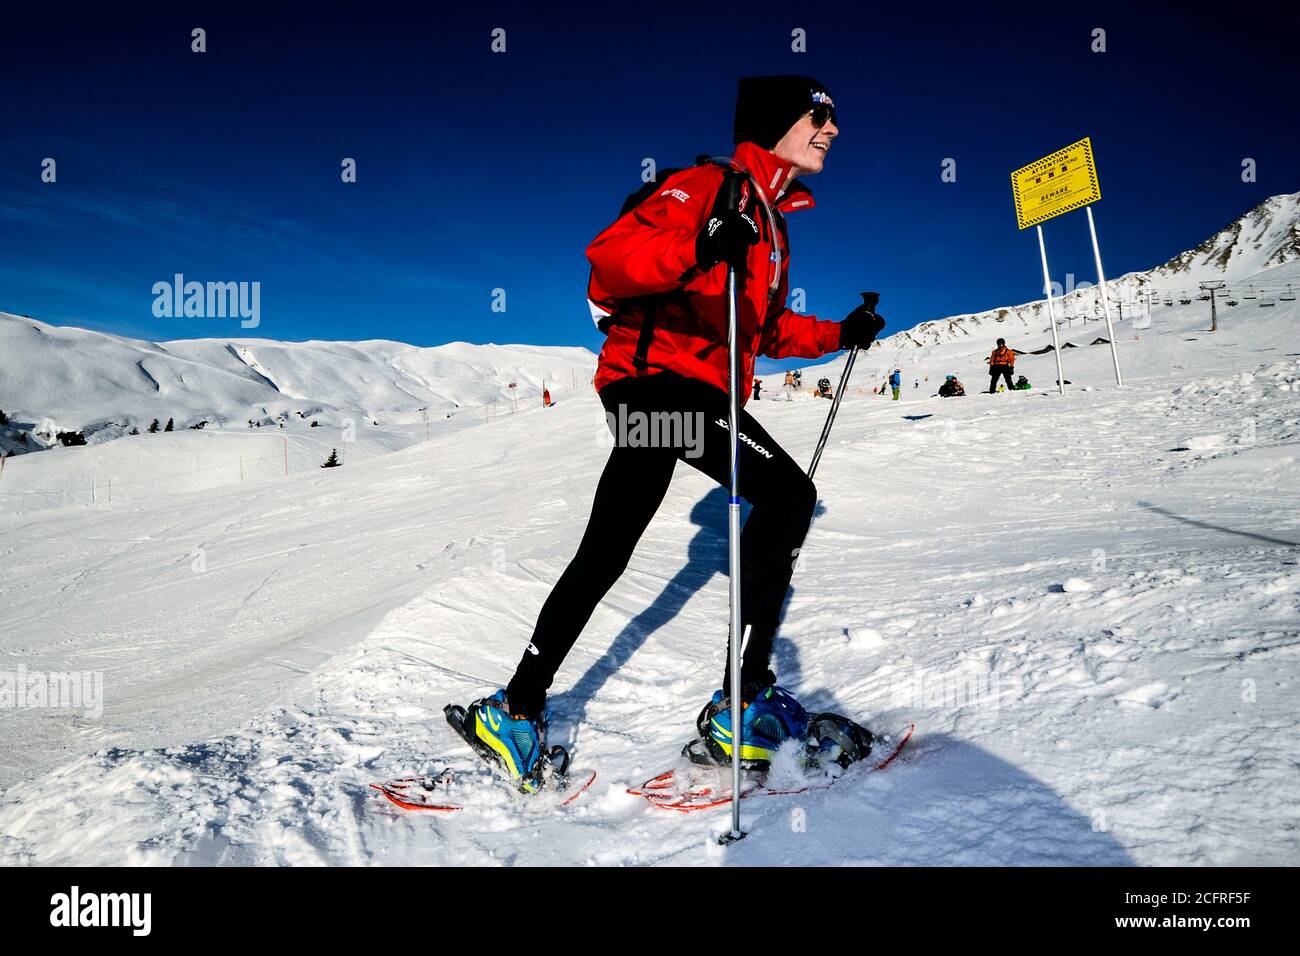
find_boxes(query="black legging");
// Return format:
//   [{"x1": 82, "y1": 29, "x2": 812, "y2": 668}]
[{"x1": 505, "y1": 371, "x2": 817, "y2": 719}]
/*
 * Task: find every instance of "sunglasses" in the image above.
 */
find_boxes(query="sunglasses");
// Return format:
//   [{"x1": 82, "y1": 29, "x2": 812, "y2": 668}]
[{"x1": 808, "y1": 104, "x2": 837, "y2": 128}]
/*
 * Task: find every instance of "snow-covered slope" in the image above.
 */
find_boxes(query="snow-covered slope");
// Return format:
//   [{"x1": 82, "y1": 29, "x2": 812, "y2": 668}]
[
  {"x1": 0, "y1": 314, "x2": 596, "y2": 456},
  {"x1": 0, "y1": 319, "x2": 596, "y2": 508},
  {"x1": 1159, "y1": 191, "x2": 1300, "y2": 279},
  {"x1": 890, "y1": 191, "x2": 1300, "y2": 352},
  {"x1": 1, "y1": 270, "x2": 1297, "y2": 865}
]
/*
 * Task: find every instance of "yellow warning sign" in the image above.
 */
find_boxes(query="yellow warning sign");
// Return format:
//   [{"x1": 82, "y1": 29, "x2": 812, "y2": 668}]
[{"x1": 1011, "y1": 137, "x2": 1101, "y2": 230}]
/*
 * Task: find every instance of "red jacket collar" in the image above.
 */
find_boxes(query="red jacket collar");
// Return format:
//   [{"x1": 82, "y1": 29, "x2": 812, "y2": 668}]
[{"x1": 731, "y1": 141, "x2": 817, "y2": 213}]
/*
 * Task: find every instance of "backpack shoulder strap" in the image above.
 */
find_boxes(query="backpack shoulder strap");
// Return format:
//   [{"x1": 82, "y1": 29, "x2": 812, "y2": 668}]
[{"x1": 617, "y1": 156, "x2": 736, "y2": 217}]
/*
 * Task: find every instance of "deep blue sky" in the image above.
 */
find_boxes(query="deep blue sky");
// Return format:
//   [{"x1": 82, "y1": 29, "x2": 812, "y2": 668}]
[{"x1": 1, "y1": 2, "x2": 1296, "y2": 366}]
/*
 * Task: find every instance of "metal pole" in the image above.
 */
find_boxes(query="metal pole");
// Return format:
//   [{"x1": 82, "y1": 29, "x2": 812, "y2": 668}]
[
  {"x1": 808, "y1": 292, "x2": 879, "y2": 478},
  {"x1": 1200, "y1": 281, "x2": 1223, "y2": 332},
  {"x1": 808, "y1": 347, "x2": 857, "y2": 480},
  {"x1": 725, "y1": 265, "x2": 745, "y2": 843},
  {"x1": 1086, "y1": 206, "x2": 1123, "y2": 386},
  {"x1": 1036, "y1": 226, "x2": 1066, "y2": 395}
]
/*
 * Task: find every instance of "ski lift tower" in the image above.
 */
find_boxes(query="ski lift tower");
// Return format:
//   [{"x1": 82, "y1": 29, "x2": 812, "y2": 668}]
[{"x1": 1200, "y1": 280, "x2": 1225, "y2": 332}]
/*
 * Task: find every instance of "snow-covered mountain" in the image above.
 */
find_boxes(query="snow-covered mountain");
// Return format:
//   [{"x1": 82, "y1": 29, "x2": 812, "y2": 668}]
[
  {"x1": 0, "y1": 316, "x2": 596, "y2": 456},
  {"x1": 6, "y1": 191, "x2": 1293, "y2": 458},
  {"x1": 888, "y1": 191, "x2": 1300, "y2": 352},
  {"x1": 1159, "y1": 191, "x2": 1300, "y2": 279}
]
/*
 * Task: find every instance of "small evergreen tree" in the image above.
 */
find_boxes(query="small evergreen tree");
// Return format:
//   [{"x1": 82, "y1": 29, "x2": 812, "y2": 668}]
[
  {"x1": 0, "y1": 408, "x2": 8, "y2": 426},
  {"x1": 148, "y1": 419, "x2": 160, "y2": 433},
  {"x1": 129, "y1": 426, "x2": 140, "y2": 435},
  {"x1": 321, "y1": 449, "x2": 341, "y2": 468},
  {"x1": 164, "y1": 418, "x2": 174, "y2": 432}
]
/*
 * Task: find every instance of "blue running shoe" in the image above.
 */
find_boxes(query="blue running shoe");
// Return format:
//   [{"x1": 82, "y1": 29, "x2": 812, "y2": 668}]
[
  {"x1": 465, "y1": 690, "x2": 546, "y2": 792},
  {"x1": 697, "y1": 684, "x2": 810, "y2": 768}
]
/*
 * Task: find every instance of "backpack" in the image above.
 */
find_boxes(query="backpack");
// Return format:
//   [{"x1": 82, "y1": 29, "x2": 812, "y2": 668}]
[
  {"x1": 594, "y1": 156, "x2": 739, "y2": 345},
  {"x1": 617, "y1": 156, "x2": 729, "y2": 217}
]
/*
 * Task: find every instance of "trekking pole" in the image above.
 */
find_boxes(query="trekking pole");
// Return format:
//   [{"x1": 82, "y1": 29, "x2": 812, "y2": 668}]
[
  {"x1": 723, "y1": 261, "x2": 747, "y2": 845},
  {"x1": 808, "y1": 292, "x2": 879, "y2": 479}
]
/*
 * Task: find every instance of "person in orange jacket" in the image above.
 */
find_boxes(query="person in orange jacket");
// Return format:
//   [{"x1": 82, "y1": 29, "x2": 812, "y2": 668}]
[{"x1": 987, "y1": 338, "x2": 1016, "y2": 394}]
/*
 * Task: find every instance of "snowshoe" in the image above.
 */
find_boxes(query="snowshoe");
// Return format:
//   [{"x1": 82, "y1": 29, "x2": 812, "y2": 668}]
[
  {"x1": 804, "y1": 712, "x2": 874, "y2": 769},
  {"x1": 445, "y1": 691, "x2": 570, "y2": 794},
  {"x1": 693, "y1": 684, "x2": 811, "y2": 770},
  {"x1": 690, "y1": 686, "x2": 876, "y2": 773}
]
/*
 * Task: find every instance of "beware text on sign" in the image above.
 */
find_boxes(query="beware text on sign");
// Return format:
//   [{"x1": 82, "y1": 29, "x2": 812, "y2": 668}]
[{"x1": 1011, "y1": 137, "x2": 1101, "y2": 230}]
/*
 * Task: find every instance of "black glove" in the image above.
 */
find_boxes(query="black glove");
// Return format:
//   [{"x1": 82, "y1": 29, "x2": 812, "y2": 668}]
[
  {"x1": 839, "y1": 292, "x2": 886, "y2": 350},
  {"x1": 695, "y1": 170, "x2": 760, "y2": 272}
]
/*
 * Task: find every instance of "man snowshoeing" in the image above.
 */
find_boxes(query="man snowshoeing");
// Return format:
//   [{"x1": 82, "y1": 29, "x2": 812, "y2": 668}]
[{"x1": 459, "y1": 76, "x2": 884, "y2": 790}]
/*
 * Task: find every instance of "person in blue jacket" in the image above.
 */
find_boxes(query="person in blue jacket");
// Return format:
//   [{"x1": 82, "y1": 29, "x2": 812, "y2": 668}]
[{"x1": 889, "y1": 368, "x2": 902, "y2": 401}]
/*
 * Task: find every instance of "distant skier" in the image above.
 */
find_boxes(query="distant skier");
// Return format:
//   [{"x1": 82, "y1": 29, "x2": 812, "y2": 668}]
[
  {"x1": 542, "y1": 386, "x2": 553, "y2": 407},
  {"x1": 1013, "y1": 374, "x2": 1031, "y2": 391},
  {"x1": 889, "y1": 368, "x2": 902, "y2": 401},
  {"x1": 987, "y1": 338, "x2": 1016, "y2": 393},
  {"x1": 458, "y1": 76, "x2": 885, "y2": 790},
  {"x1": 816, "y1": 376, "x2": 833, "y2": 398},
  {"x1": 938, "y1": 374, "x2": 965, "y2": 397},
  {"x1": 753, "y1": 378, "x2": 763, "y2": 400}
]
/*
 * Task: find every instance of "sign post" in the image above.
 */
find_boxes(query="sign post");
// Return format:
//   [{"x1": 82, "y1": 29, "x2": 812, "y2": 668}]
[
  {"x1": 1011, "y1": 136, "x2": 1123, "y2": 389},
  {"x1": 1035, "y1": 226, "x2": 1066, "y2": 394},
  {"x1": 1086, "y1": 206, "x2": 1123, "y2": 385}
]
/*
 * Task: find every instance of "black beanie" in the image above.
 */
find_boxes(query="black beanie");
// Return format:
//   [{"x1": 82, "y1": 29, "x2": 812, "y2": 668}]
[{"x1": 733, "y1": 75, "x2": 835, "y2": 150}]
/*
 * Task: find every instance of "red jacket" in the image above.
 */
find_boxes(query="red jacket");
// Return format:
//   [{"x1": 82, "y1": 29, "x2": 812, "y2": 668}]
[{"x1": 587, "y1": 141, "x2": 842, "y2": 403}]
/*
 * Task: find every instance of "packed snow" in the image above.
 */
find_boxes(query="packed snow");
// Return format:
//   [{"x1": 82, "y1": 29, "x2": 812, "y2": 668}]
[{"x1": 1, "y1": 196, "x2": 1297, "y2": 866}]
